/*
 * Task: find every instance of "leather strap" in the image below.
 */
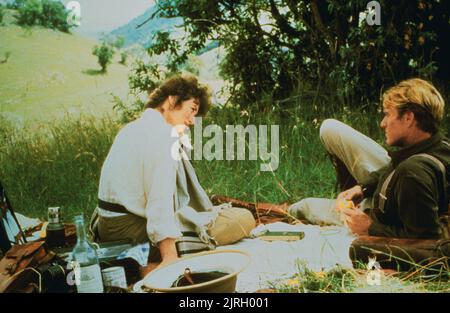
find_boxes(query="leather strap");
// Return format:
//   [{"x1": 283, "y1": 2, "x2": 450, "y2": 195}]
[
  {"x1": 378, "y1": 170, "x2": 395, "y2": 213},
  {"x1": 98, "y1": 199, "x2": 129, "y2": 214}
]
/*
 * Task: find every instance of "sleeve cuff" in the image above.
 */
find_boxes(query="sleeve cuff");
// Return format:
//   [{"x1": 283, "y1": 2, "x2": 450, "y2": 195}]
[
  {"x1": 368, "y1": 221, "x2": 387, "y2": 237},
  {"x1": 359, "y1": 177, "x2": 378, "y2": 198},
  {"x1": 147, "y1": 222, "x2": 182, "y2": 245}
]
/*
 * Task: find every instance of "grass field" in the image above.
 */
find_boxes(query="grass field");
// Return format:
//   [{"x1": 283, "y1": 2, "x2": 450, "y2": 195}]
[{"x1": 0, "y1": 10, "x2": 129, "y2": 123}]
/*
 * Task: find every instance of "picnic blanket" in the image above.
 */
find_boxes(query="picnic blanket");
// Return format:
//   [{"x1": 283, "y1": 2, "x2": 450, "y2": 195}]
[
  {"x1": 123, "y1": 222, "x2": 356, "y2": 292},
  {"x1": 219, "y1": 222, "x2": 356, "y2": 292}
]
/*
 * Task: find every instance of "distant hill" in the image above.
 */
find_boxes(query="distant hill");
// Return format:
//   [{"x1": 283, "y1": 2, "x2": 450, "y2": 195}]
[
  {"x1": 0, "y1": 10, "x2": 131, "y2": 123},
  {"x1": 110, "y1": 5, "x2": 183, "y2": 48},
  {"x1": 107, "y1": 5, "x2": 227, "y2": 104}
]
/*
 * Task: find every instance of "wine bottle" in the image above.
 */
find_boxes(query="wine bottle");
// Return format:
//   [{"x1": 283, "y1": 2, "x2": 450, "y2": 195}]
[{"x1": 71, "y1": 215, "x2": 104, "y2": 293}]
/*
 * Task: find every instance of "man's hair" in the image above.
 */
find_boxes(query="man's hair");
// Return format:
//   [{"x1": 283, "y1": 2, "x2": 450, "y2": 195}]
[
  {"x1": 145, "y1": 74, "x2": 211, "y2": 116},
  {"x1": 382, "y1": 78, "x2": 445, "y2": 134}
]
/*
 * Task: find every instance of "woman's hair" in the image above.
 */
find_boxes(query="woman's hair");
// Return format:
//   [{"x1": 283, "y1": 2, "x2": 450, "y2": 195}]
[
  {"x1": 145, "y1": 74, "x2": 211, "y2": 116},
  {"x1": 382, "y1": 78, "x2": 445, "y2": 134}
]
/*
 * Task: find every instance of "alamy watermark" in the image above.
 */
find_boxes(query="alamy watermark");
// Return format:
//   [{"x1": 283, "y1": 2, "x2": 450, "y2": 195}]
[
  {"x1": 66, "y1": 260, "x2": 80, "y2": 286},
  {"x1": 66, "y1": 1, "x2": 81, "y2": 27},
  {"x1": 366, "y1": 257, "x2": 382, "y2": 286},
  {"x1": 171, "y1": 117, "x2": 280, "y2": 172},
  {"x1": 361, "y1": 1, "x2": 381, "y2": 26}
]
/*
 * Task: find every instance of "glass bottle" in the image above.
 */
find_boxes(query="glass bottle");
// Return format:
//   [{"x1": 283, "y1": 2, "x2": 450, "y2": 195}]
[
  {"x1": 71, "y1": 215, "x2": 104, "y2": 293},
  {"x1": 45, "y1": 207, "x2": 65, "y2": 248}
]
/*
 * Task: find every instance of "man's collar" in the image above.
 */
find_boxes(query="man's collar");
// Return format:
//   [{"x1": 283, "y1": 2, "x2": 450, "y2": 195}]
[{"x1": 389, "y1": 132, "x2": 443, "y2": 166}]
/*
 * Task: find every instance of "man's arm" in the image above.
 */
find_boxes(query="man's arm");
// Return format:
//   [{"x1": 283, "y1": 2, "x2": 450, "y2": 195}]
[
  {"x1": 358, "y1": 164, "x2": 390, "y2": 198},
  {"x1": 339, "y1": 165, "x2": 389, "y2": 207},
  {"x1": 158, "y1": 238, "x2": 178, "y2": 262}
]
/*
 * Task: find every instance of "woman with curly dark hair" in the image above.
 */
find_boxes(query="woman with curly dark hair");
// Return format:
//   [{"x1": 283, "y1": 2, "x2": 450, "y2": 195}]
[{"x1": 92, "y1": 74, "x2": 255, "y2": 275}]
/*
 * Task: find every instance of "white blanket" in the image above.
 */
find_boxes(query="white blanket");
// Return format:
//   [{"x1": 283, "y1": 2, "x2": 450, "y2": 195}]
[
  {"x1": 126, "y1": 222, "x2": 356, "y2": 292},
  {"x1": 217, "y1": 222, "x2": 356, "y2": 292}
]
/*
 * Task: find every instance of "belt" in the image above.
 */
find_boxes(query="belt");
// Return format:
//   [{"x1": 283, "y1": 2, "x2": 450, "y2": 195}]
[{"x1": 98, "y1": 199, "x2": 129, "y2": 214}]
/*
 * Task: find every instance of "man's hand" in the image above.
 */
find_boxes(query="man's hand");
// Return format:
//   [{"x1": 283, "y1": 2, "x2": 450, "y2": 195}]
[
  {"x1": 341, "y1": 208, "x2": 372, "y2": 236},
  {"x1": 336, "y1": 185, "x2": 364, "y2": 206}
]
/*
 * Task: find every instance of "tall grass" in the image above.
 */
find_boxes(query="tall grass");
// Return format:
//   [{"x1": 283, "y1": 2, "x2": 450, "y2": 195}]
[
  {"x1": 1, "y1": 98, "x2": 448, "y2": 220},
  {"x1": 192, "y1": 98, "x2": 388, "y2": 205},
  {"x1": 0, "y1": 113, "x2": 120, "y2": 221}
]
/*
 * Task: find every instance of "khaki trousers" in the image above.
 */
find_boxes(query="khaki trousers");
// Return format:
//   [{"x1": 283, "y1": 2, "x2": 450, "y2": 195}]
[
  {"x1": 97, "y1": 207, "x2": 255, "y2": 246},
  {"x1": 97, "y1": 213, "x2": 163, "y2": 263},
  {"x1": 98, "y1": 213, "x2": 148, "y2": 245},
  {"x1": 288, "y1": 119, "x2": 391, "y2": 225}
]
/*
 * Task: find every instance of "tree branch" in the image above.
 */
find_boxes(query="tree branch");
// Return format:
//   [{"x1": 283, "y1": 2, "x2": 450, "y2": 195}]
[
  {"x1": 310, "y1": 0, "x2": 336, "y2": 62},
  {"x1": 269, "y1": 0, "x2": 302, "y2": 38}
]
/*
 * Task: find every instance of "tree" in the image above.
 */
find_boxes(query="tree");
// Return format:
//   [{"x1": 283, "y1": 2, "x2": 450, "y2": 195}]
[
  {"x1": 113, "y1": 36, "x2": 125, "y2": 50},
  {"x1": 141, "y1": 0, "x2": 450, "y2": 110},
  {"x1": 0, "y1": 5, "x2": 4, "y2": 25},
  {"x1": 14, "y1": 0, "x2": 72, "y2": 33},
  {"x1": 92, "y1": 42, "x2": 115, "y2": 73},
  {"x1": 112, "y1": 36, "x2": 127, "y2": 65},
  {"x1": 119, "y1": 52, "x2": 128, "y2": 65},
  {"x1": 40, "y1": 0, "x2": 70, "y2": 32},
  {"x1": 6, "y1": 0, "x2": 27, "y2": 9}
]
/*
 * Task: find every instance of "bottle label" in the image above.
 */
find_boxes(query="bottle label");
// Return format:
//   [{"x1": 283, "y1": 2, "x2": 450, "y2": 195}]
[
  {"x1": 48, "y1": 207, "x2": 61, "y2": 224},
  {"x1": 75, "y1": 264, "x2": 104, "y2": 293}
]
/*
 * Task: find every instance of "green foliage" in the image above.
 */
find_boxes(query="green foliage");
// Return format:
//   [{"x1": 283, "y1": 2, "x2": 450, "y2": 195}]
[
  {"x1": 6, "y1": 0, "x2": 27, "y2": 9},
  {"x1": 14, "y1": 0, "x2": 72, "y2": 33},
  {"x1": 40, "y1": 0, "x2": 70, "y2": 32},
  {"x1": 111, "y1": 94, "x2": 145, "y2": 124},
  {"x1": 183, "y1": 56, "x2": 201, "y2": 76},
  {"x1": 127, "y1": 60, "x2": 177, "y2": 97},
  {"x1": 92, "y1": 42, "x2": 115, "y2": 73},
  {"x1": 1, "y1": 52, "x2": 11, "y2": 63},
  {"x1": 145, "y1": 0, "x2": 449, "y2": 109},
  {"x1": 0, "y1": 4, "x2": 4, "y2": 25},
  {"x1": 114, "y1": 36, "x2": 126, "y2": 50},
  {"x1": 14, "y1": 0, "x2": 40, "y2": 26},
  {"x1": 272, "y1": 262, "x2": 357, "y2": 293},
  {"x1": 119, "y1": 52, "x2": 128, "y2": 65}
]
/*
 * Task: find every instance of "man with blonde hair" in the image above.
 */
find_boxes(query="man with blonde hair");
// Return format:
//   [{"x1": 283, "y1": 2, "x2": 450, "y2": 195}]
[{"x1": 289, "y1": 78, "x2": 450, "y2": 239}]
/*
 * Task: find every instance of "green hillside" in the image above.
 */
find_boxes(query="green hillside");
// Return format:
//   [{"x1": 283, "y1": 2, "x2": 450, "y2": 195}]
[{"x1": 0, "y1": 11, "x2": 130, "y2": 123}]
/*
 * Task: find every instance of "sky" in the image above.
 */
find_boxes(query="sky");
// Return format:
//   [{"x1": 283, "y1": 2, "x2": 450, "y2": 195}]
[{"x1": 1, "y1": 0, "x2": 155, "y2": 38}]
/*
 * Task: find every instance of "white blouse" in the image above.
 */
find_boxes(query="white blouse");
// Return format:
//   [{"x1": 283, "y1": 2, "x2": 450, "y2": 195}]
[{"x1": 97, "y1": 109, "x2": 182, "y2": 244}]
